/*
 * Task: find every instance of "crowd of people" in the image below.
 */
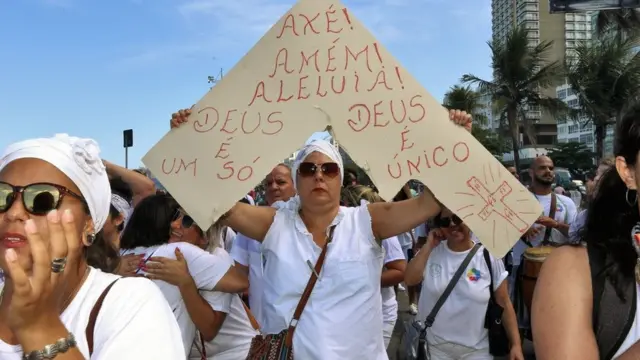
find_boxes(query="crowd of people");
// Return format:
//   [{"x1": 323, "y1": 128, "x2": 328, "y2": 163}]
[{"x1": 0, "y1": 106, "x2": 640, "y2": 360}]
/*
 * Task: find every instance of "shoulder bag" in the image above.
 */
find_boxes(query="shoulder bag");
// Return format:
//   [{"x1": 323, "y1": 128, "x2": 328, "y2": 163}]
[
  {"x1": 245, "y1": 225, "x2": 337, "y2": 360},
  {"x1": 482, "y1": 248, "x2": 510, "y2": 356},
  {"x1": 403, "y1": 243, "x2": 481, "y2": 360}
]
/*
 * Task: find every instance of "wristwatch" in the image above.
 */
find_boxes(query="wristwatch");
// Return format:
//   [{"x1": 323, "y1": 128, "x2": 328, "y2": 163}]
[{"x1": 23, "y1": 333, "x2": 77, "y2": 360}]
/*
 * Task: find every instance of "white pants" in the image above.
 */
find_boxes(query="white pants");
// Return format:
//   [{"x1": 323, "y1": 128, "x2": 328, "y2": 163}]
[
  {"x1": 426, "y1": 333, "x2": 492, "y2": 360},
  {"x1": 427, "y1": 342, "x2": 493, "y2": 360},
  {"x1": 383, "y1": 319, "x2": 396, "y2": 349}
]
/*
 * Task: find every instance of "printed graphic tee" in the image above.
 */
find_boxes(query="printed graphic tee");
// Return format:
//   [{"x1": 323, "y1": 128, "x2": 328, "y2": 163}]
[{"x1": 417, "y1": 241, "x2": 508, "y2": 350}]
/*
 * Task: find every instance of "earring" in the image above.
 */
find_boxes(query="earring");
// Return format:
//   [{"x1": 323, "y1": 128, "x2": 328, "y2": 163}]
[
  {"x1": 626, "y1": 188, "x2": 638, "y2": 207},
  {"x1": 86, "y1": 233, "x2": 96, "y2": 245}
]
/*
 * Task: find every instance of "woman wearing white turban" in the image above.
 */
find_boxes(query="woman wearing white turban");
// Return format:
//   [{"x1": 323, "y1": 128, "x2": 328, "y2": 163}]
[
  {"x1": 170, "y1": 108, "x2": 472, "y2": 359},
  {"x1": 0, "y1": 134, "x2": 184, "y2": 359}
]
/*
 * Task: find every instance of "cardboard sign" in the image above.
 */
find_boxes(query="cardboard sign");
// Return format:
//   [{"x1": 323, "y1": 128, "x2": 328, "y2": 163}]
[{"x1": 143, "y1": 0, "x2": 542, "y2": 257}]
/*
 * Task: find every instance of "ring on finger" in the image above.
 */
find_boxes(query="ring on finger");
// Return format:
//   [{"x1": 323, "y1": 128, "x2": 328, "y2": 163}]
[{"x1": 51, "y1": 257, "x2": 68, "y2": 273}]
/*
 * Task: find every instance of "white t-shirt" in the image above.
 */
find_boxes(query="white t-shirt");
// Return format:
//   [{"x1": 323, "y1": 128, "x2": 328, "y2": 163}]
[
  {"x1": 614, "y1": 284, "x2": 640, "y2": 358},
  {"x1": 417, "y1": 241, "x2": 508, "y2": 350},
  {"x1": 222, "y1": 227, "x2": 236, "y2": 253},
  {"x1": 261, "y1": 204, "x2": 388, "y2": 360},
  {"x1": 416, "y1": 223, "x2": 428, "y2": 238},
  {"x1": 381, "y1": 236, "x2": 405, "y2": 323},
  {"x1": 230, "y1": 232, "x2": 264, "y2": 324},
  {"x1": 120, "y1": 242, "x2": 232, "y2": 357},
  {"x1": 0, "y1": 268, "x2": 184, "y2": 359},
  {"x1": 512, "y1": 193, "x2": 577, "y2": 266},
  {"x1": 190, "y1": 249, "x2": 259, "y2": 360}
]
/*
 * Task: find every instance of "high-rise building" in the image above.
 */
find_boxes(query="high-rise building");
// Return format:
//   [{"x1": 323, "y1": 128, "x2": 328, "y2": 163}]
[{"x1": 491, "y1": 0, "x2": 593, "y2": 147}]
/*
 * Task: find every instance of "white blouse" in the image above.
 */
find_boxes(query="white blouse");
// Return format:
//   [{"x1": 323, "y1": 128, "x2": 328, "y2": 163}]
[{"x1": 260, "y1": 203, "x2": 388, "y2": 360}]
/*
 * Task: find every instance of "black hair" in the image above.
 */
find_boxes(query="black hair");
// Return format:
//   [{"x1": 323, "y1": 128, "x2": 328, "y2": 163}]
[
  {"x1": 119, "y1": 193, "x2": 179, "y2": 250},
  {"x1": 392, "y1": 187, "x2": 409, "y2": 202},
  {"x1": 580, "y1": 106, "x2": 640, "y2": 300}
]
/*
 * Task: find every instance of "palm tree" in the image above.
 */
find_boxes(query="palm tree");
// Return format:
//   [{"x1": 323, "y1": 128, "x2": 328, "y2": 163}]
[
  {"x1": 461, "y1": 26, "x2": 568, "y2": 170},
  {"x1": 442, "y1": 85, "x2": 489, "y2": 125},
  {"x1": 566, "y1": 35, "x2": 640, "y2": 159},
  {"x1": 596, "y1": 9, "x2": 640, "y2": 39}
]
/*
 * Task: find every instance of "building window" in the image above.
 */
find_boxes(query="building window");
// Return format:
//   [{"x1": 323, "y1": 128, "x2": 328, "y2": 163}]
[
  {"x1": 557, "y1": 89, "x2": 567, "y2": 99},
  {"x1": 568, "y1": 124, "x2": 579, "y2": 134},
  {"x1": 568, "y1": 99, "x2": 579, "y2": 108},
  {"x1": 579, "y1": 134, "x2": 594, "y2": 144}
]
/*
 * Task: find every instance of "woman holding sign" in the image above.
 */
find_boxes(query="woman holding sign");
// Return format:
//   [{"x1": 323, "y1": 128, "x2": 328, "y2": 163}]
[{"x1": 170, "y1": 108, "x2": 472, "y2": 360}]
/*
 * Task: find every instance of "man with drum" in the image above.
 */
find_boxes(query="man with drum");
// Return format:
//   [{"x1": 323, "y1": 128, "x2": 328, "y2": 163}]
[{"x1": 510, "y1": 155, "x2": 578, "y2": 340}]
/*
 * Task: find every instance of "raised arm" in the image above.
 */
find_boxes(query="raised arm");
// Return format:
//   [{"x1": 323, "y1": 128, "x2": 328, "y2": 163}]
[
  {"x1": 369, "y1": 189, "x2": 440, "y2": 241},
  {"x1": 531, "y1": 246, "x2": 599, "y2": 360},
  {"x1": 220, "y1": 202, "x2": 276, "y2": 242}
]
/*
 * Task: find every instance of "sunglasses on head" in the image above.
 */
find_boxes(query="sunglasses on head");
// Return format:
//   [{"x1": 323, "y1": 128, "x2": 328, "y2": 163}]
[
  {"x1": 298, "y1": 162, "x2": 340, "y2": 178},
  {"x1": 435, "y1": 214, "x2": 463, "y2": 228},
  {"x1": 172, "y1": 210, "x2": 195, "y2": 228},
  {"x1": 0, "y1": 181, "x2": 86, "y2": 216}
]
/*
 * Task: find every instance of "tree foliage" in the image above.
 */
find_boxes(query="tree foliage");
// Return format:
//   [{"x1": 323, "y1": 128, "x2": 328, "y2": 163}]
[
  {"x1": 461, "y1": 25, "x2": 569, "y2": 170},
  {"x1": 566, "y1": 35, "x2": 640, "y2": 159},
  {"x1": 546, "y1": 142, "x2": 595, "y2": 175}
]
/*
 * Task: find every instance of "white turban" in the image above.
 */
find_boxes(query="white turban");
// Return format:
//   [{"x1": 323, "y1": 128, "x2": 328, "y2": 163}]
[
  {"x1": 292, "y1": 139, "x2": 344, "y2": 190},
  {"x1": 0, "y1": 134, "x2": 111, "y2": 232},
  {"x1": 111, "y1": 193, "x2": 132, "y2": 227}
]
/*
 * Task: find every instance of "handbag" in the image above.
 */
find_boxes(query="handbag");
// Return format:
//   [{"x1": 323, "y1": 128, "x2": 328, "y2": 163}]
[
  {"x1": 245, "y1": 226, "x2": 336, "y2": 360},
  {"x1": 482, "y1": 248, "x2": 510, "y2": 356},
  {"x1": 403, "y1": 243, "x2": 481, "y2": 360}
]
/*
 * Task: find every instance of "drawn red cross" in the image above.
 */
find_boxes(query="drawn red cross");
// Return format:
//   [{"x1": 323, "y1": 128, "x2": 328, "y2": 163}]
[{"x1": 466, "y1": 176, "x2": 528, "y2": 232}]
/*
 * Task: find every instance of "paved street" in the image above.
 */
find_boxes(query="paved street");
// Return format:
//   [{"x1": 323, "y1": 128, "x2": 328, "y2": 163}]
[{"x1": 387, "y1": 291, "x2": 535, "y2": 360}]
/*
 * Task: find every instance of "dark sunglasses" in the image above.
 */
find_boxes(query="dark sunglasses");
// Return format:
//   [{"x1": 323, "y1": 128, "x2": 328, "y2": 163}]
[
  {"x1": 298, "y1": 162, "x2": 340, "y2": 178},
  {"x1": 172, "y1": 210, "x2": 195, "y2": 228},
  {"x1": 435, "y1": 214, "x2": 463, "y2": 228},
  {"x1": 0, "y1": 181, "x2": 86, "y2": 216}
]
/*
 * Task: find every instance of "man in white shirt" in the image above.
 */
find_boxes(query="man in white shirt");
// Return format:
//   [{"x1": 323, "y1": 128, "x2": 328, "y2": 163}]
[
  {"x1": 510, "y1": 156, "x2": 577, "y2": 338},
  {"x1": 230, "y1": 163, "x2": 296, "y2": 323}
]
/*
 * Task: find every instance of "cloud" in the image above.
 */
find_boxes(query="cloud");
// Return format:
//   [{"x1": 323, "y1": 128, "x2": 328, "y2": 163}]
[{"x1": 113, "y1": 0, "x2": 443, "y2": 69}]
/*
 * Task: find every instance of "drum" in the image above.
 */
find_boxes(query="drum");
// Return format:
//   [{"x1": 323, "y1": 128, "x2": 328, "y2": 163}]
[{"x1": 521, "y1": 246, "x2": 554, "y2": 311}]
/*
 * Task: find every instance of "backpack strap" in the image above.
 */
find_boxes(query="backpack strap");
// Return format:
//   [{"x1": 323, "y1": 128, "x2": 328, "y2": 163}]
[
  {"x1": 86, "y1": 279, "x2": 119, "y2": 356},
  {"x1": 587, "y1": 243, "x2": 636, "y2": 360}
]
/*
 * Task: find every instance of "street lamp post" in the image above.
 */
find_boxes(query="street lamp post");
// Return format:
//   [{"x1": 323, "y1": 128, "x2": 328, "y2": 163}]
[{"x1": 123, "y1": 129, "x2": 133, "y2": 169}]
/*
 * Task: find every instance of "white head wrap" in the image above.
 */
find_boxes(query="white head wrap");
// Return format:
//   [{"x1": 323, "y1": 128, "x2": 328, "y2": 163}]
[
  {"x1": 0, "y1": 134, "x2": 111, "y2": 232},
  {"x1": 292, "y1": 139, "x2": 344, "y2": 190},
  {"x1": 111, "y1": 193, "x2": 132, "y2": 227}
]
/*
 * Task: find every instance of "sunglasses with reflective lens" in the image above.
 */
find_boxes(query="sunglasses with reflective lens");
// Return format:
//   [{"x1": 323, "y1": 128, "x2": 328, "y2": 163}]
[
  {"x1": 0, "y1": 181, "x2": 86, "y2": 216},
  {"x1": 172, "y1": 210, "x2": 195, "y2": 228},
  {"x1": 298, "y1": 162, "x2": 340, "y2": 178},
  {"x1": 435, "y1": 214, "x2": 463, "y2": 228}
]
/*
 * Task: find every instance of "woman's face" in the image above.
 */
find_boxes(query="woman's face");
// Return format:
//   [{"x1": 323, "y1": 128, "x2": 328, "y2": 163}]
[
  {"x1": 437, "y1": 208, "x2": 470, "y2": 244},
  {"x1": 296, "y1": 152, "x2": 342, "y2": 208},
  {"x1": 0, "y1": 158, "x2": 90, "y2": 275},
  {"x1": 168, "y1": 210, "x2": 205, "y2": 248},
  {"x1": 265, "y1": 165, "x2": 295, "y2": 205}
]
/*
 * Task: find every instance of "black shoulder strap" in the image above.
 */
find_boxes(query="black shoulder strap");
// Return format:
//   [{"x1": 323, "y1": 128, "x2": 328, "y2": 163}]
[
  {"x1": 587, "y1": 242, "x2": 636, "y2": 360},
  {"x1": 425, "y1": 243, "x2": 481, "y2": 328},
  {"x1": 482, "y1": 248, "x2": 496, "y2": 300}
]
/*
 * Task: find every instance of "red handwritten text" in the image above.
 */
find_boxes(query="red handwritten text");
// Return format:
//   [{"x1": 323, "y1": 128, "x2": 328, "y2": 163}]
[
  {"x1": 217, "y1": 157, "x2": 262, "y2": 182},
  {"x1": 347, "y1": 95, "x2": 426, "y2": 132},
  {"x1": 161, "y1": 157, "x2": 198, "y2": 177},
  {"x1": 267, "y1": 40, "x2": 383, "y2": 79},
  {"x1": 387, "y1": 141, "x2": 471, "y2": 179},
  {"x1": 276, "y1": 5, "x2": 352, "y2": 39},
  {"x1": 193, "y1": 107, "x2": 284, "y2": 136}
]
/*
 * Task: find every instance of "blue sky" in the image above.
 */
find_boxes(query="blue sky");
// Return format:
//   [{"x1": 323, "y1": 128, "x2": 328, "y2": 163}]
[{"x1": 0, "y1": 0, "x2": 492, "y2": 168}]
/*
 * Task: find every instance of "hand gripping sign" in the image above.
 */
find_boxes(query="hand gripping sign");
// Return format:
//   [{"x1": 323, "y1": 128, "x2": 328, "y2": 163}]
[{"x1": 143, "y1": 0, "x2": 542, "y2": 257}]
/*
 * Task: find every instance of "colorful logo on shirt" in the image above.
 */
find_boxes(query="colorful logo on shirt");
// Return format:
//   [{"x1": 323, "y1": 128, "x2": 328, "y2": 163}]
[{"x1": 467, "y1": 268, "x2": 481, "y2": 282}]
